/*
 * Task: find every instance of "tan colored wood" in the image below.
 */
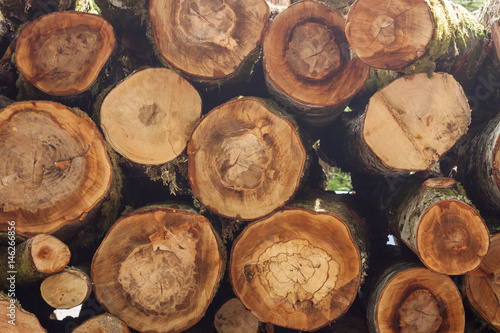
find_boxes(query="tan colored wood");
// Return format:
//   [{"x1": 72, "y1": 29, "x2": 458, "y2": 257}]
[
  {"x1": 0, "y1": 296, "x2": 46, "y2": 332},
  {"x1": 465, "y1": 233, "x2": 500, "y2": 330},
  {"x1": 214, "y1": 298, "x2": 260, "y2": 333},
  {"x1": 493, "y1": 21, "x2": 500, "y2": 63},
  {"x1": 363, "y1": 73, "x2": 470, "y2": 172},
  {"x1": 230, "y1": 208, "x2": 362, "y2": 331},
  {"x1": 29, "y1": 234, "x2": 70, "y2": 274},
  {"x1": 40, "y1": 267, "x2": 91, "y2": 309},
  {"x1": 263, "y1": 0, "x2": 369, "y2": 125},
  {"x1": 188, "y1": 97, "x2": 306, "y2": 220},
  {"x1": 100, "y1": 68, "x2": 202, "y2": 165},
  {"x1": 73, "y1": 313, "x2": 130, "y2": 333},
  {"x1": 15, "y1": 11, "x2": 115, "y2": 96},
  {"x1": 345, "y1": 0, "x2": 433, "y2": 69},
  {"x1": 149, "y1": 0, "x2": 269, "y2": 79},
  {"x1": 0, "y1": 101, "x2": 113, "y2": 237},
  {"x1": 92, "y1": 208, "x2": 223, "y2": 333}
]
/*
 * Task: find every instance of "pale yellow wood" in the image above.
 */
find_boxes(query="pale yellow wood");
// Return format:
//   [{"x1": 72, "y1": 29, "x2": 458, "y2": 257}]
[
  {"x1": 40, "y1": 268, "x2": 91, "y2": 309},
  {"x1": 30, "y1": 234, "x2": 70, "y2": 274}
]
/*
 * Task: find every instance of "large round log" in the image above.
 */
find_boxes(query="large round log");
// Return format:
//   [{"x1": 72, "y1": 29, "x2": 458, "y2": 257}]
[
  {"x1": 0, "y1": 293, "x2": 46, "y2": 332},
  {"x1": 263, "y1": 0, "x2": 370, "y2": 127},
  {"x1": 73, "y1": 313, "x2": 130, "y2": 333},
  {"x1": 92, "y1": 207, "x2": 223, "y2": 333},
  {"x1": 188, "y1": 97, "x2": 307, "y2": 220},
  {"x1": 15, "y1": 11, "x2": 116, "y2": 96},
  {"x1": 0, "y1": 101, "x2": 113, "y2": 238}
]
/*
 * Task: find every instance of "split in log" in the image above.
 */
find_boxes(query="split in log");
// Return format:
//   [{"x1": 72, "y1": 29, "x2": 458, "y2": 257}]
[
  {"x1": 263, "y1": 0, "x2": 370, "y2": 127},
  {"x1": 0, "y1": 234, "x2": 70, "y2": 289},
  {"x1": 0, "y1": 101, "x2": 113, "y2": 238},
  {"x1": 100, "y1": 67, "x2": 201, "y2": 165},
  {"x1": 214, "y1": 298, "x2": 260, "y2": 333},
  {"x1": 465, "y1": 233, "x2": 500, "y2": 331},
  {"x1": 40, "y1": 267, "x2": 92, "y2": 309},
  {"x1": 188, "y1": 97, "x2": 307, "y2": 220},
  {"x1": 0, "y1": 293, "x2": 46, "y2": 332},
  {"x1": 230, "y1": 192, "x2": 366, "y2": 331},
  {"x1": 73, "y1": 313, "x2": 130, "y2": 333},
  {"x1": 149, "y1": 0, "x2": 269, "y2": 81},
  {"x1": 91, "y1": 207, "x2": 223, "y2": 333},
  {"x1": 15, "y1": 11, "x2": 116, "y2": 96},
  {"x1": 319, "y1": 72, "x2": 471, "y2": 176},
  {"x1": 366, "y1": 263, "x2": 465, "y2": 333}
]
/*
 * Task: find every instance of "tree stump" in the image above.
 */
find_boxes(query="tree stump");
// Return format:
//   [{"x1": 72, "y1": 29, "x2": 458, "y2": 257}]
[
  {"x1": 0, "y1": 101, "x2": 113, "y2": 238},
  {"x1": 188, "y1": 97, "x2": 307, "y2": 220},
  {"x1": 366, "y1": 263, "x2": 465, "y2": 333},
  {"x1": 230, "y1": 193, "x2": 366, "y2": 331},
  {"x1": 92, "y1": 207, "x2": 223, "y2": 333},
  {"x1": 263, "y1": 0, "x2": 370, "y2": 127},
  {"x1": 15, "y1": 11, "x2": 115, "y2": 96},
  {"x1": 40, "y1": 267, "x2": 92, "y2": 309},
  {"x1": 73, "y1": 313, "x2": 130, "y2": 333}
]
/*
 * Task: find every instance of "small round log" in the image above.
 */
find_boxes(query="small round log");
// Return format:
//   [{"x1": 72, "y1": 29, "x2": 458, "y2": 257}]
[
  {"x1": 0, "y1": 101, "x2": 113, "y2": 238},
  {"x1": 92, "y1": 207, "x2": 223, "y2": 333},
  {"x1": 188, "y1": 97, "x2": 307, "y2": 220},
  {"x1": 73, "y1": 313, "x2": 130, "y2": 333},
  {"x1": 15, "y1": 11, "x2": 116, "y2": 96},
  {"x1": 214, "y1": 298, "x2": 260, "y2": 333},
  {"x1": 40, "y1": 267, "x2": 92, "y2": 309}
]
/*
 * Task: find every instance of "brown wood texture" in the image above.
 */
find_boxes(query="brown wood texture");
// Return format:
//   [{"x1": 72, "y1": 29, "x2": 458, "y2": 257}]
[
  {"x1": 28, "y1": 234, "x2": 70, "y2": 274},
  {"x1": 214, "y1": 298, "x2": 260, "y2": 333},
  {"x1": 40, "y1": 267, "x2": 92, "y2": 309},
  {"x1": 91, "y1": 207, "x2": 223, "y2": 333},
  {"x1": 73, "y1": 313, "x2": 130, "y2": 333},
  {"x1": 15, "y1": 11, "x2": 115, "y2": 96},
  {"x1": 0, "y1": 295, "x2": 46, "y2": 332},
  {"x1": 494, "y1": 21, "x2": 500, "y2": 62},
  {"x1": 0, "y1": 101, "x2": 113, "y2": 238},
  {"x1": 188, "y1": 97, "x2": 306, "y2": 220}
]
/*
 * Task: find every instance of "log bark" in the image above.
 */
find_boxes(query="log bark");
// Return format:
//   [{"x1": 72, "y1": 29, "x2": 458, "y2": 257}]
[
  {"x1": 214, "y1": 298, "x2": 260, "y2": 333},
  {"x1": 91, "y1": 207, "x2": 223, "y2": 333},
  {"x1": 40, "y1": 267, "x2": 92, "y2": 309},
  {"x1": 346, "y1": 0, "x2": 488, "y2": 85},
  {"x1": 0, "y1": 293, "x2": 46, "y2": 332},
  {"x1": 230, "y1": 191, "x2": 367, "y2": 331},
  {"x1": 149, "y1": 0, "x2": 269, "y2": 82},
  {"x1": 263, "y1": 0, "x2": 370, "y2": 127},
  {"x1": 0, "y1": 234, "x2": 70, "y2": 289},
  {"x1": 366, "y1": 262, "x2": 465, "y2": 333},
  {"x1": 73, "y1": 313, "x2": 130, "y2": 333},
  {"x1": 465, "y1": 232, "x2": 500, "y2": 331},
  {"x1": 457, "y1": 112, "x2": 500, "y2": 212},
  {"x1": 15, "y1": 11, "x2": 115, "y2": 96},
  {"x1": 0, "y1": 101, "x2": 114, "y2": 238},
  {"x1": 319, "y1": 72, "x2": 471, "y2": 176},
  {"x1": 188, "y1": 97, "x2": 307, "y2": 221}
]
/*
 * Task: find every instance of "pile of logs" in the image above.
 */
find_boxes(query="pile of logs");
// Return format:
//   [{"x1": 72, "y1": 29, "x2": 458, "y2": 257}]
[{"x1": 0, "y1": 0, "x2": 499, "y2": 332}]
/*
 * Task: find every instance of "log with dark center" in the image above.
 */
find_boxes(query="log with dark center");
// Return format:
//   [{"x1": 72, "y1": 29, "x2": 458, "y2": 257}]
[
  {"x1": 73, "y1": 313, "x2": 130, "y2": 333},
  {"x1": 91, "y1": 207, "x2": 223, "y2": 333},
  {"x1": 188, "y1": 97, "x2": 306, "y2": 220},
  {"x1": 0, "y1": 101, "x2": 113, "y2": 238},
  {"x1": 40, "y1": 267, "x2": 92, "y2": 309},
  {"x1": 149, "y1": 0, "x2": 269, "y2": 80},
  {"x1": 100, "y1": 67, "x2": 202, "y2": 165},
  {"x1": 367, "y1": 264, "x2": 465, "y2": 333},
  {"x1": 15, "y1": 11, "x2": 115, "y2": 96},
  {"x1": 263, "y1": 0, "x2": 370, "y2": 126}
]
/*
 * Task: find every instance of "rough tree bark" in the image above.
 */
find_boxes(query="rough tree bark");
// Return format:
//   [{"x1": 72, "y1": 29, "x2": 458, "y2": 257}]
[
  {"x1": 263, "y1": 0, "x2": 370, "y2": 127},
  {"x1": 366, "y1": 262, "x2": 465, "y2": 333},
  {"x1": 188, "y1": 97, "x2": 307, "y2": 221},
  {"x1": 319, "y1": 72, "x2": 471, "y2": 176},
  {"x1": 40, "y1": 267, "x2": 92, "y2": 309},
  {"x1": 0, "y1": 101, "x2": 114, "y2": 238},
  {"x1": 0, "y1": 234, "x2": 70, "y2": 289},
  {"x1": 91, "y1": 207, "x2": 223, "y2": 333},
  {"x1": 230, "y1": 190, "x2": 367, "y2": 331}
]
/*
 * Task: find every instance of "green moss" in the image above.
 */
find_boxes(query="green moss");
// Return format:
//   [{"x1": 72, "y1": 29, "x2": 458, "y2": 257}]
[
  {"x1": 73, "y1": 0, "x2": 100, "y2": 14},
  {"x1": 143, "y1": 154, "x2": 189, "y2": 196}
]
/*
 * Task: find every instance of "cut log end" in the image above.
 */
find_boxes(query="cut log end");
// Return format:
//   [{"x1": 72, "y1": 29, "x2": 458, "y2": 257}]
[
  {"x1": 376, "y1": 268, "x2": 464, "y2": 333},
  {"x1": 465, "y1": 233, "x2": 500, "y2": 331},
  {"x1": 149, "y1": 0, "x2": 269, "y2": 79},
  {"x1": 92, "y1": 208, "x2": 223, "y2": 333},
  {"x1": 73, "y1": 313, "x2": 130, "y2": 333},
  {"x1": 363, "y1": 73, "x2": 470, "y2": 172},
  {"x1": 188, "y1": 97, "x2": 305, "y2": 220},
  {"x1": 422, "y1": 177, "x2": 456, "y2": 190},
  {"x1": 15, "y1": 11, "x2": 115, "y2": 96},
  {"x1": 30, "y1": 234, "x2": 71, "y2": 274},
  {"x1": 40, "y1": 268, "x2": 92, "y2": 309},
  {"x1": 417, "y1": 200, "x2": 489, "y2": 275},
  {"x1": 0, "y1": 297, "x2": 46, "y2": 333},
  {"x1": 0, "y1": 101, "x2": 112, "y2": 237},
  {"x1": 214, "y1": 298, "x2": 260, "y2": 333},
  {"x1": 345, "y1": 0, "x2": 433, "y2": 69},
  {"x1": 101, "y1": 68, "x2": 202, "y2": 165},
  {"x1": 230, "y1": 208, "x2": 361, "y2": 331}
]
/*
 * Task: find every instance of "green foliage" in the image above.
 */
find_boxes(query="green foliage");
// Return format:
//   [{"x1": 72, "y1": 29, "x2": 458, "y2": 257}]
[
  {"x1": 327, "y1": 167, "x2": 353, "y2": 192},
  {"x1": 451, "y1": 0, "x2": 485, "y2": 11}
]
